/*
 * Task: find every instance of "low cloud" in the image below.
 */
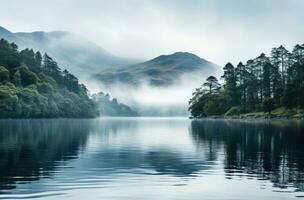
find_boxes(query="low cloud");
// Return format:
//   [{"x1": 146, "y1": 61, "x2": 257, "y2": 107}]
[{"x1": 84, "y1": 70, "x2": 221, "y2": 116}]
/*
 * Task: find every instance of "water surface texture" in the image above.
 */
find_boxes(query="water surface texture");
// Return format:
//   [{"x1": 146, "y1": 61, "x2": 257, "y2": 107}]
[{"x1": 0, "y1": 118, "x2": 304, "y2": 199}]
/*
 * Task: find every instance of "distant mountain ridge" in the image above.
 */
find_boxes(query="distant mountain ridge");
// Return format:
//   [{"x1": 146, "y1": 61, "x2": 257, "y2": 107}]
[
  {"x1": 0, "y1": 26, "x2": 137, "y2": 79},
  {"x1": 94, "y1": 52, "x2": 218, "y2": 86}
]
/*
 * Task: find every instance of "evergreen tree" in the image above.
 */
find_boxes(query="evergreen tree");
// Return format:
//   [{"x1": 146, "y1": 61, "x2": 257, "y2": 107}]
[
  {"x1": 222, "y1": 63, "x2": 238, "y2": 105},
  {"x1": 203, "y1": 76, "x2": 220, "y2": 94},
  {"x1": 262, "y1": 62, "x2": 271, "y2": 98}
]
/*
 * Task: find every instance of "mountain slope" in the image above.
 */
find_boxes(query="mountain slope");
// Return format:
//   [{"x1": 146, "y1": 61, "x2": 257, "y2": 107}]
[
  {"x1": 0, "y1": 26, "x2": 136, "y2": 79},
  {"x1": 94, "y1": 52, "x2": 218, "y2": 86}
]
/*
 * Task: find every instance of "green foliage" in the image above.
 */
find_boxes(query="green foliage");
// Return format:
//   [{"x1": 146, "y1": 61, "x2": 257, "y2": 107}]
[
  {"x1": 0, "y1": 39, "x2": 20, "y2": 69},
  {"x1": 0, "y1": 66, "x2": 9, "y2": 82},
  {"x1": 203, "y1": 76, "x2": 220, "y2": 94},
  {"x1": 0, "y1": 38, "x2": 97, "y2": 118},
  {"x1": 225, "y1": 107, "x2": 241, "y2": 117},
  {"x1": 38, "y1": 82, "x2": 54, "y2": 94},
  {"x1": 12, "y1": 70, "x2": 21, "y2": 86},
  {"x1": 19, "y1": 65, "x2": 38, "y2": 86},
  {"x1": 203, "y1": 94, "x2": 231, "y2": 116},
  {"x1": 0, "y1": 84, "x2": 20, "y2": 117},
  {"x1": 262, "y1": 97, "x2": 275, "y2": 114},
  {"x1": 271, "y1": 107, "x2": 296, "y2": 117},
  {"x1": 189, "y1": 43, "x2": 304, "y2": 117}
]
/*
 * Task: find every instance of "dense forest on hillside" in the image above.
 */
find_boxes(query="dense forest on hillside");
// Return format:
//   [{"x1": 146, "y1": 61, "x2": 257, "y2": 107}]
[
  {"x1": 0, "y1": 38, "x2": 97, "y2": 118},
  {"x1": 189, "y1": 44, "x2": 304, "y2": 118},
  {"x1": 92, "y1": 92, "x2": 138, "y2": 116}
]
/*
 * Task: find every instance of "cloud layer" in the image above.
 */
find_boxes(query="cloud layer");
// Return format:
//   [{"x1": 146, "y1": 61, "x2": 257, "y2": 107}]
[{"x1": 0, "y1": 0, "x2": 303, "y2": 66}]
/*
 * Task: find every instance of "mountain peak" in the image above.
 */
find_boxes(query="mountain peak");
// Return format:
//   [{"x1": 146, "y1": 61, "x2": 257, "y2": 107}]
[
  {"x1": 171, "y1": 51, "x2": 198, "y2": 57},
  {"x1": 94, "y1": 51, "x2": 218, "y2": 86},
  {"x1": 150, "y1": 51, "x2": 203, "y2": 63}
]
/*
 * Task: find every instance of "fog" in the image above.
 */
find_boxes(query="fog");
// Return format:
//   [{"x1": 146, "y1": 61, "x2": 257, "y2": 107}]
[
  {"x1": 1, "y1": 0, "x2": 304, "y2": 66},
  {"x1": 84, "y1": 70, "x2": 221, "y2": 116}
]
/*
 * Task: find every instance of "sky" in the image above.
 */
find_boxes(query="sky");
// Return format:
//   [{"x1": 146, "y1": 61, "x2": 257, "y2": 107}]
[{"x1": 0, "y1": 0, "x2": 303, "y2": 66}]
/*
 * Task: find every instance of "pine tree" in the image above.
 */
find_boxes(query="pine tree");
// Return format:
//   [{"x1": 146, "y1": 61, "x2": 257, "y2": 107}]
[
  {"x1": 222, "y1": 63, "x2": 238, "y2": 105},
  {"x1": 203, "y1": 76, "x2": 220, "y2": 95}
]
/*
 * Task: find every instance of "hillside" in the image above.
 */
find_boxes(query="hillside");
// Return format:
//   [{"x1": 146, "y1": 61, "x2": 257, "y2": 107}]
[
  {"x1": 0, "y1": 26, "x2": 136, "y2": 79},
  {"x1": 93, "y1": 52, "x2": 218, "y2": 86},
  {"x1": 0, "y1": 38, "x2": 97, "y2": 118}
]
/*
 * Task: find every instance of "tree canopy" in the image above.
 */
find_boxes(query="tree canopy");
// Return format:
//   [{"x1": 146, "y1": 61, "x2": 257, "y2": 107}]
[
  {"x1": 0, "y1": 38, "x2": 97, "y2": 118},
  {"x1": 189, "y1": 43, "x2": 304, "y2": 117}
]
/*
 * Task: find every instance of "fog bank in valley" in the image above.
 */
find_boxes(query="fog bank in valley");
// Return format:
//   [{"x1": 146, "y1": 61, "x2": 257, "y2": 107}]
[{"x1": 85, "y1": 70, "x2": 220, "y2": 116}]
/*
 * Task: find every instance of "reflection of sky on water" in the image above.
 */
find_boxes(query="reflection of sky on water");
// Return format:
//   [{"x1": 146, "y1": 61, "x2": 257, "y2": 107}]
[{"x1": 0, "y1": 118, "x2": 303, "y2": 199}]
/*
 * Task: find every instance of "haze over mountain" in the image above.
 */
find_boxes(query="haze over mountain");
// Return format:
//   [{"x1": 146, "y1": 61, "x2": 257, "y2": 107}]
[
  {"x1": 0, "y1": 25, "x2": 219, "y2": 116},
  {"x1": 90, "y1": 52, "x2": 219, "y2": 116},
  {"x1": 94, "y1": 52, "x2": 218, "y2": 86},
  {"x1": 0, "y1": 26, "x2": 136, "y2": 79}
]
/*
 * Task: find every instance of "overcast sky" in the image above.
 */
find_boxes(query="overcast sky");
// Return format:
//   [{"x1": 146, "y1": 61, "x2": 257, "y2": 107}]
[{"x1": 0, "y1": 0, "x2": 303, "y2": 66}]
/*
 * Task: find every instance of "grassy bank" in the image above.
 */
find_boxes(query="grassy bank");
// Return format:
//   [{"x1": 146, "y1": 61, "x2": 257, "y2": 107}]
[{"x1": 225, "y1": 107, "x2": 304, "y2": 119}]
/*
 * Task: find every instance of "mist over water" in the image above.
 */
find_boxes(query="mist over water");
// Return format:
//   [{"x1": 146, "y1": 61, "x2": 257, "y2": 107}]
[{"x1": 85, "y1": 70, "x2": 219, "y2": 116}]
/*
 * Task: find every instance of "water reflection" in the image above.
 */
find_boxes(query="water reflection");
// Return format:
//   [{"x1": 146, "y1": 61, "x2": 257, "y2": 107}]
[
  {"x1": 190, "y1": 119, "x2": 304, "y2": 192},
  {"x1": 0, "y1": 119, "x2": 92, "y2": 192},
  {"x1": 0, "y1": 118, "x2": 303, "y2": 199},
  {"x1": 0, "y1": 118, "x2": 210, "y2": 198}
]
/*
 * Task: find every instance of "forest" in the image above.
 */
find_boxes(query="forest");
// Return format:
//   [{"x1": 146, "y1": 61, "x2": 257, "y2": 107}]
[
  {"x1": 0, "y1": 38, "x2": 97, "y2": 118},
  {"x1": 189, "y1": 44, "x2": 304, "y2": 118}
]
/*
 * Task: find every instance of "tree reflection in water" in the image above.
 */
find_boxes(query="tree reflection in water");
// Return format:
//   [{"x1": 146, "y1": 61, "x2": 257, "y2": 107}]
[
  {"x1": 0, "y1": 119, "x2": 92, "y2": 192},
  {"x1": 190, "y1": 119, "x2": 304, "y2": 192}
]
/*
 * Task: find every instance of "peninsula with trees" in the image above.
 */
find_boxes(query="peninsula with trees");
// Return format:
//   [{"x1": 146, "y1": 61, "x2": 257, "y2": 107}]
[{"x1": 189, "y1": 44, "x2": 304, "y2": 119}]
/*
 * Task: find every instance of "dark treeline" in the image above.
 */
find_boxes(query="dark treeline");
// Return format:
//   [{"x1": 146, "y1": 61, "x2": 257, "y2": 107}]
[
  {"x1": 0, "y1": 38, "x2": 97, "y2": 118},
  {"x1": 189, "y1": 44, "x2": 304, "y2": 117}
]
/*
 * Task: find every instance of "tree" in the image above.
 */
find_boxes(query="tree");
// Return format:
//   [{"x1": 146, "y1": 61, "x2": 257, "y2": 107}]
[
  {"x1": 262, "y1": 62, "x2": 271, "y2": 98},
  {"x1": 222, "y1": 63, "x2": 238, "y2": 105},
  {"x1": 43, "y1": 53, "x2": 62, "y2": 82},
  {"x1": 271, "y1": 46, "x2": 289, "y2": 87},
  {"x1": 262, "y1": 97, "x2": 275, "y2": 115},
  {"x1": 63, "y1": 69, "x2": 79, "y2": 92},
  {"x1": 35, "y1": 51, "x2": 42, "y2": 67},
  {"x1": 235, "y1": 62, "x2": 248, "y2": 109},
  {"x1": 19, "y1": 65, "x2": 38, "y2": 86},
  {"x1": 12, "y1": 70, "x2": 21, "y2": 86},
  {"x1": 0, "y1": 66, "x2": 9, "y2": 82},
  {"x1": 203, "y1": 76, "x2": 220, "y2": 94},
  {"x1": 0, "y1": 39, "x2": 20, "y2": 69},
  {"x1": 253, "y1": 53, "x2": 270, "y2": 101}
]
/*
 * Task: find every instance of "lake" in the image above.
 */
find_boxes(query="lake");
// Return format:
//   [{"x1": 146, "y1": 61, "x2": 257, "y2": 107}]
[{"x1": 0, "y1": 118, "x2": 304, "y2": 200}]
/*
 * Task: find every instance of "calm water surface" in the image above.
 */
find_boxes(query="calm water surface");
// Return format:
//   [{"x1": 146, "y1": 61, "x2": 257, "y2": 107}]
[{"x1": 0, "y1": 118, "x2": 304, "y2": 199}]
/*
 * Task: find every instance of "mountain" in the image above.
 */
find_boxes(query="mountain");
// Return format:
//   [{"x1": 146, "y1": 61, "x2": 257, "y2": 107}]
[
  {"x1": 93, "y1": 52, "x2": 218, "y2": 86},
  {"x1": 0, "y1": 26, "x2": 136, "y2": 79}
]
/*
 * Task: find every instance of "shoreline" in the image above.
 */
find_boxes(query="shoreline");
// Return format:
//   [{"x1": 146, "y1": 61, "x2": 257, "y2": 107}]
[
  {"x1": 190, "y1": 114, "x2": 304, "y2": 120},
  {"x1": 190, "y1": 107, "x2": 304, "y2": 120}
]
